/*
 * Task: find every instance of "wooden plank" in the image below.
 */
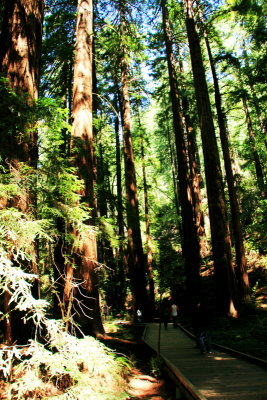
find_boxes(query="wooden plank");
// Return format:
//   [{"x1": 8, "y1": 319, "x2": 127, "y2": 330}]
[{"x1": 143, "y1": 323, "x2": 267, "y2": 400}]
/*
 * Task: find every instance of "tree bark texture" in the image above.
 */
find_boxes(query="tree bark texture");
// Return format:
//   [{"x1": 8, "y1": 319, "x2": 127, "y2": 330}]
[
  {"x1": 70, "y1": 0, "x2": 104, "y2": 336},
  {"x1": 0, "y1": 0, "x2": 44, "y2": 98},
  {"x1": 202, "y1": 23, "x2": 250, "y2": 304},
  {"x1": 119, "y1": 0, "x2": 149, "y2": 320},
  {"x1": 176, "y1": 46, "x2": 206, "y2": 255},
  {"x1": 165, "y1": 114, "x2": 181, "y2": 222},
  {"x1": 0, "y1": 0, "x2": 44, "y2": 166},
  {"x1": 140, "y1": 124, "x2": 155, "y2": 316},
  {"x1": 183, "y1": 0, "x2": 237, "y2": 316},
  {"x1": 0, "y1": 0, "x2": 44, "y2": 344},
  {"x1": 115, "y1": 107, "x2": 127, "y2": 311},
  {"x1": 162, "y1": 0, "x2": 201, "y2": 306}
]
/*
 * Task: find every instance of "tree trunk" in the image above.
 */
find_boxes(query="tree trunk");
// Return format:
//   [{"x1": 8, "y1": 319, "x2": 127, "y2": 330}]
[
  {"x1": 139, "y1": 122, "x2": 155, "y2": 316},
  {"x1": 200, "y1": 13, "x2": 250, "y2": 305},
  {"x1": 176, "y1": 46, "x2": 206, "y2": 256},
  {"x1": 70, "y1": 0, "x2": 104, "y2": 336},
  {"x1": 0, "y1": 0, "x2": 43, "y2": 99},
  {"x1": 115, "y1": 106, "x2": 127, "y2": 312},
  {"x1": 161, "y1": 0, "x2": 201, "y2": 306},
  {"x1": 183, "y1": 0, "x2": 237, "y2": 316},
  {"x1": 0, "y1": 0, "x2": 44, "y2": 343},
  {"x1": 241, "y1": 93, "x2": 266, "y2": 198},
  {"x1": 119, "y1": 0, "x2": 149, "y2": 320},
  {"x1": 165, "y1": 113, "x2": 181, "y2": 221},
  {"x1": 0, "y1": 0, "x2": 43, "y2": 167}
]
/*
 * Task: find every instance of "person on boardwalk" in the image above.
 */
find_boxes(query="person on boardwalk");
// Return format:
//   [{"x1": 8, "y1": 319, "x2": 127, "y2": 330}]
[
  {"x1": 170, "y1": 302, "x2": 179, "y2": 328},
  {"x1": 192, "y1": 302, "x2": 213, "y2": 354}
]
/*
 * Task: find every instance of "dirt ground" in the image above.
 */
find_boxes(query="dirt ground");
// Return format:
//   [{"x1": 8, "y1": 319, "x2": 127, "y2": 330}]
[{"x1": 101, "y1": 324, "x2": 178, "y2": 400}]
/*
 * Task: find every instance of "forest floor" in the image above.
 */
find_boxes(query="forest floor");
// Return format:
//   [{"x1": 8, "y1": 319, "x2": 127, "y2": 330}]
[{"x1": 101, "y1": 322, "x2": 177, "y2": 400}]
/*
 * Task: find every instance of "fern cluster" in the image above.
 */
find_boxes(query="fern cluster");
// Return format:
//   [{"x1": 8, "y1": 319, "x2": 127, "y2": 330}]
[{"x1": 0, "y1": 86, "x2": 131, "y2": 398}]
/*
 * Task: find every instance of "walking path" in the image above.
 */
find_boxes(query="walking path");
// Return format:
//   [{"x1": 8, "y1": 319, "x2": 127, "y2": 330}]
[{"x1": 143, "y1": 323, "x2": 267, "y2": 400}]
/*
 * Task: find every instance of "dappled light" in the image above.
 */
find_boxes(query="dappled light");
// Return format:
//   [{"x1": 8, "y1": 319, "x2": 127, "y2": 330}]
[{"x1": 128, "y1": 374, "x2": 165, "y2": 398}]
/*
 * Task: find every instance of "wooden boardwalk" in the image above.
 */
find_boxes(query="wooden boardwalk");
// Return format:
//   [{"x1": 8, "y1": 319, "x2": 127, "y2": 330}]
[{"x1": 143, "y1": 323, "x2": 267, "y2": 400}]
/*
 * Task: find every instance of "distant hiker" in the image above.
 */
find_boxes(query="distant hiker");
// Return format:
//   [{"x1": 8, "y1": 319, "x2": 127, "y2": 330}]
[
  {"x1": 137, "y1": 309, "x2": 142, "y2": 322},
  {"x1": 192, "y1": 302, "x2": 213, "y2": 354},
  {"x1": 170, "y1": 302, "x2": 179, "y2": 327},
  {"x1": 102, "y1": 304, "x2": 109, "y2": 321}
]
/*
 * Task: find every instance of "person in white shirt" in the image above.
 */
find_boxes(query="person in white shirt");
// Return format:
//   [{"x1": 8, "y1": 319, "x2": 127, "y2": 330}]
[{"x1": 170, "y1": 302, "x2": 179, "y2": 327}]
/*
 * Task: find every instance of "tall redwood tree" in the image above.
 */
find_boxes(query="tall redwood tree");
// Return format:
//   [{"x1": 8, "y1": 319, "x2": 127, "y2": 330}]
[
  {"x1": 199, "y1": 8, "x2": 250, "y2": 304},
  {"x1": 118, "y1": 0, "x2": 149, "y2": 319},
  {"x1": 0, "y1": 0, "x2": 44, "y2": 344},
  {"x1": 161, "y1": 0, "x2": 201, "y2": 306},
  {"x1": 183, "y1": 0, "x2": 237, "y2": 316},
  {"x1": 68, "y1": 0, "x2": 104, "y2": 336}
]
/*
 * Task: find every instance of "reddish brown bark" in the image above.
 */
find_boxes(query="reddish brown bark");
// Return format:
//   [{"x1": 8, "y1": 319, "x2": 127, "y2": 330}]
[
  {"x1": 162, "y1": 0, "x2": 201, "y2": 305},
  {"x1": 183, "y1": 0, "x2": 237, "y2": 316},
  {"x1": 176, "y1": 46, "x2": 206, "y2": 255},
  {"x1": 115, "y1": 106, "x2": 127, "y2": 311},
  {"x1": 0, "y1": 0, "x2": 43, "y2": 98},
  {"x1": 0, "y1": 0, "x2": 44, "y2": 167},
  {"x1": 0, "y1": 0, "x2": 44, "y2": 343},
  {"x1": 70, "y1": 0, "x2": 104, "y2": 336},
  {"x1": 140, "y1": 126, "x2": 155, "y2": 315},
  {"x1": 119, "y1": 0, "x2": 149, "y2": 320},
  {"x1": 200, "y1": 13, "x2": 250, "y2": 304}
]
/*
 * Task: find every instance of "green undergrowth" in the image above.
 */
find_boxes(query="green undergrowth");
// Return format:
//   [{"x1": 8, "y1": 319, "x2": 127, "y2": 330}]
[
  {"x1": 2, "y1": 333, "x2": 131, "y2": 400},
  {"x1": 0, "y1": 258, "x2": 131, "y2": 400},
  {"x1": 211, "y1": 310, "x2": 267, "y2": 361},
  {"x1": 102, "y1": 321, "x2": 163, "y2": 377},
  {"x1": 181, "y1": 308, "x2": 267, "y2": 362}
]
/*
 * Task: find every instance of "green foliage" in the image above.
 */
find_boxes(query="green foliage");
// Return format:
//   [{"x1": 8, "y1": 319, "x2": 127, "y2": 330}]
[
  {"x1": 37, "y1": 99, "x2": 85, "y2": 226},
  {"x1": 0, "y1": 76, "x2": 38, "y2": 147},
  {"x1": 10, "y1": 336, "x2": 129, "y2": 400},
  {"x1": 212, "y1": 311, "x2": 267, "y2": 361},
  {"x1": 0, "y1": 83, "x2": 98, "y2": 335},
  {"x1": 148, "y1": 356, "x2": 164, "y2": 379},
  {"x1": 0, "y1": 207, "x2": 51, "y2": 258},
  {"x1": 98, "y1": 217, "x2": 120, "y2": 249},
  {"x1": 41, "y1": 1, "x2": 76, "y2": 98},
  {"x1": 0, "y1": 259, "x2": 130, "y2": 399}
]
